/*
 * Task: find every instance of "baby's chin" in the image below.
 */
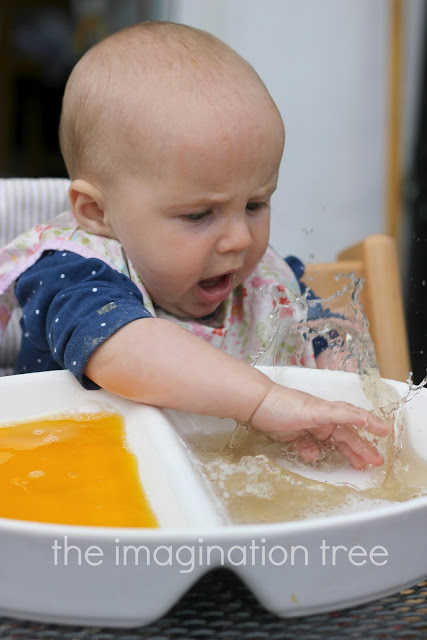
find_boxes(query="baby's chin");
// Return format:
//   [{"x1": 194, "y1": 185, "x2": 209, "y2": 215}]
[{"x1": 155, "y1": 299, "x2": 223, "y2": 321}]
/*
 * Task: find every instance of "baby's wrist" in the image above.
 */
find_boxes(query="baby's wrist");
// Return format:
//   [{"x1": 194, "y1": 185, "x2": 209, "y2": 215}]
[{"x1": 244, "y1": 375, "x2": 276, "y2": 427}]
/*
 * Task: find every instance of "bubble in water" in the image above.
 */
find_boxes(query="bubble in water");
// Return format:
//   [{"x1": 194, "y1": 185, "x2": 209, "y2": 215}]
[
  {"x1": 44, "y1": 434, "x2": 59, "y2": 443},
  {"x1": 28, "y1": 470, "x2": 45, "y2": 478}
]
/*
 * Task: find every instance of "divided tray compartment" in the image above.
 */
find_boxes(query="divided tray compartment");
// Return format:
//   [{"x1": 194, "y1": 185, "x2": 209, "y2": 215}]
[{"x1": 0, "y1": 368, "x2": 426, "y2": 628}]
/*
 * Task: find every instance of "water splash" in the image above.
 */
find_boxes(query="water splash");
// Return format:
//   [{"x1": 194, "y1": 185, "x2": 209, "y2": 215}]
[
  {"x1": 253, "y1": 272, "x2": 376, "y2": 370},
  {"x1": 185, "y1": 274, "x2": 427, "y2": 524}
]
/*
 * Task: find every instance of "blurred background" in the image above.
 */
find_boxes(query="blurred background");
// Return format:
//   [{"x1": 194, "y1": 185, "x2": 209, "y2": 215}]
[{"x1": 0, "y1": 0, "x2": 425, "y2": 380}]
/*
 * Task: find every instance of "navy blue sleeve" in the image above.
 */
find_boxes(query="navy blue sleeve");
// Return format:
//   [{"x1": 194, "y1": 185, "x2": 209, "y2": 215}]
[
  {"x1": 14, "y1": 250, "x2": 153, "y2": 389},
  {"x1": 284, "y1": 255, "x2": 330, "y2": 357},
  {"x1": 284, "y1": 255, "x2": 321, "y2": 305}
]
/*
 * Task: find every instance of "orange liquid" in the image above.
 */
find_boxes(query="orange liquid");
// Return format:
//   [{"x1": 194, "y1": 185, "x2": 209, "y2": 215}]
[{"x1": 0, "y1": 413, "x2": 158, "y2": 527}]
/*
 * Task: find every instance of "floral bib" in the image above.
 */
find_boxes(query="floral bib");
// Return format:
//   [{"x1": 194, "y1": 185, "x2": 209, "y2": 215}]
[{"x1": 0, "y1": 211, "x2": 315, "y2": 368}]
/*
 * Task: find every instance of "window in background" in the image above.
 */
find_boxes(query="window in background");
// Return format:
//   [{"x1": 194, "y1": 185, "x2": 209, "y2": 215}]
[{"x1": 0, "y1": 0, "x2": 165, "y2": 178}]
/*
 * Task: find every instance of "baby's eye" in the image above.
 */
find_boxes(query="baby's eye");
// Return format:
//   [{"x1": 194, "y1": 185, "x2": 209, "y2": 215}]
[
  {"x1": 246, "y1": 202, "x2": 264, "y2": 212},
  {"x1": 185, "y1": 210, "x2": 211, "y2": 222}
]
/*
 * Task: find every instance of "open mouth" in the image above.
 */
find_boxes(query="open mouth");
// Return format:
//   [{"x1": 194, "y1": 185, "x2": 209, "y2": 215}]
[
  {"x1": 196, "y1": 272, "x2": 235, "y2": 305},
  {"x1": 199, "y1": 273, "x2": 230, "y2": 290}
]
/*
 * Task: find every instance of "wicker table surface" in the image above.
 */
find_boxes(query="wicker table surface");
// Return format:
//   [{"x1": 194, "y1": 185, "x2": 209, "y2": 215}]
[{"x1": 1, "y1": 570, "x2": 426, "y2": 640}]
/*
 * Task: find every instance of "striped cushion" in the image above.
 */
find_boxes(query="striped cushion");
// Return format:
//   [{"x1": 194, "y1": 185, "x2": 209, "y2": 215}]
[{"x1": 0, "y1": 178, "x2": 71, "y2": 373}]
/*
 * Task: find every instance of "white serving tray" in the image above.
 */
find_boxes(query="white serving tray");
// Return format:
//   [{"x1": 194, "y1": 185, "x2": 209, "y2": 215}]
[{"x1": 0, "y1": 367, "x2": 426, "y2": 628}]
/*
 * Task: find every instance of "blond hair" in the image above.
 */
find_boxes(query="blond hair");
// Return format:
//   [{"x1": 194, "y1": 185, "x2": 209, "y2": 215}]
[{"x1": 59, "y1": 21, "x2": 277, "y2": 183}]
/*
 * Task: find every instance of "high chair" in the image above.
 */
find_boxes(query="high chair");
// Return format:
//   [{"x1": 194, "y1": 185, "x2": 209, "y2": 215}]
[
  {"x1": 0, "y1": 178, "x2": 71, "y2": 376},
  {"x1": 304, "y1": 235, "x2": 411, "y2": 382},
  {"x1": 0, "y1": 179, "x2": 411, "y2": 381}
]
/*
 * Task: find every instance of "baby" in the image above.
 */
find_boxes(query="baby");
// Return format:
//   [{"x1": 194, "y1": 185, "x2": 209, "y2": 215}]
[{"x1": 0, "y1": 21, "x2": 387, "y2": 469}]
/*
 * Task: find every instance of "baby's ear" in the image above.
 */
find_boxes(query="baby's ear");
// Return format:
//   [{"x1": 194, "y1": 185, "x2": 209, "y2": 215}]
[{"x1": 68, "y1": 180, "x2": 115, "y2": 238}]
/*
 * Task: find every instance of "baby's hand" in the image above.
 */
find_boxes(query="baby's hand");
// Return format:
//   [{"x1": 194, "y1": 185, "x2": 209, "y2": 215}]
[{"x1": 249, "y1": 383, "x2": 389, "y2": 470}]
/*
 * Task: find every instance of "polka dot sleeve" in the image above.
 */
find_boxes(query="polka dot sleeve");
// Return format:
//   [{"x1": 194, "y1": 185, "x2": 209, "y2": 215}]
[{"x1": 14, "y1": 250, "x2": 153, "y2": 389}]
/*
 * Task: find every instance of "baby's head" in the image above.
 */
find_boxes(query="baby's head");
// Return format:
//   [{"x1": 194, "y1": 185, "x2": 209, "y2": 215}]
[{"x1": 60, "y1": 22, "x2": 285, "y2": 318}]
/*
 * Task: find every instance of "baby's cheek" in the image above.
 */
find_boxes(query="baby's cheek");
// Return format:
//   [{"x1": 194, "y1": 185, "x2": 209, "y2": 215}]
[{"x1": 243, "y1": 250, "x2": 265, "y2": 281}]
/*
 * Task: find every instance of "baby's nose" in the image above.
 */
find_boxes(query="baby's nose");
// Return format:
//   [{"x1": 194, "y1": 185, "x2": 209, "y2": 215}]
[{"x1": 216, "y1": 216, "x2": 253, "y2": 254}]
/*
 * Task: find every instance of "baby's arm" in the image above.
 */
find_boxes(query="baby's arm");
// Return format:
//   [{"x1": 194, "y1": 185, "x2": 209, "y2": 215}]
[{"x1": 85, "y1": 317, "x2": 388, "y2": 470}]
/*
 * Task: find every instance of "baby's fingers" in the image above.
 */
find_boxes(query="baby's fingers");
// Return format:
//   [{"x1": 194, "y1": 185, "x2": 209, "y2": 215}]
[
  {"x1": 318, "y1": 401, "x2": 389, "y2": 437},
  {"x1": 293, "y1": 435, "x2": 322, "y2": 463},
  {"x1": 352, "y1": 409, "x2": 389, "y2": 437},
  {"x1": 330, "y1": 424, "x2": 384, "y2": 467},
  {"x1": 331, "y1": 440, "x2": 369, "y2": 470}
]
